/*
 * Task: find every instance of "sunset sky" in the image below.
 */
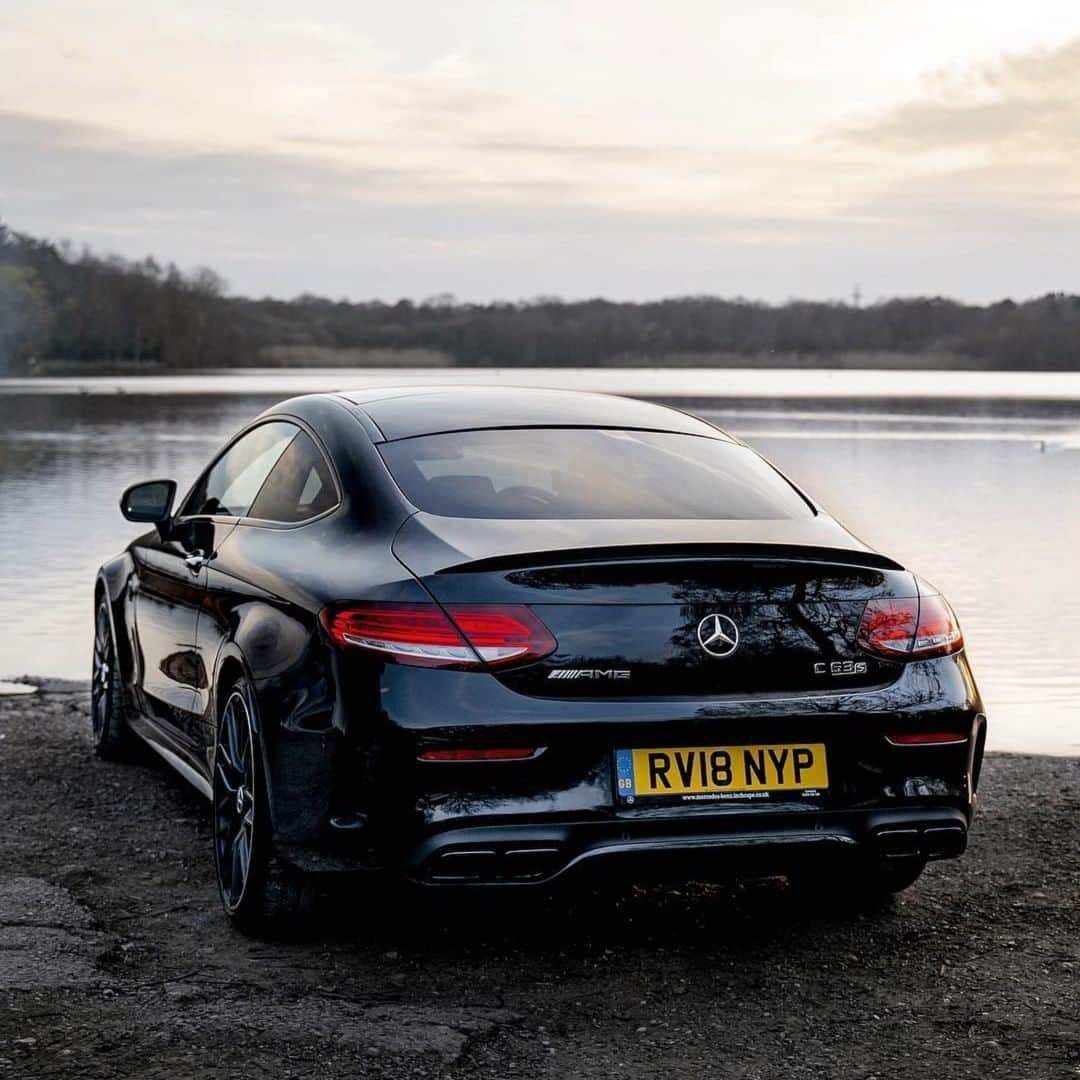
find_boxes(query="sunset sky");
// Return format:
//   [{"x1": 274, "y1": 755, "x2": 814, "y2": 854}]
[{"x1": 3, "y1": 1, "x2": 1080, "y2": 302}]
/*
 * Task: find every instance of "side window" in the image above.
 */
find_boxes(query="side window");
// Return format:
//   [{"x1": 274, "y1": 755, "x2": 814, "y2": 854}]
[
  {"x1": 182, "y1": 422, "x2": 297, "y2": 518},
  {"x1": 247, "y1": 431, "x2": 338, "y2": 523}
]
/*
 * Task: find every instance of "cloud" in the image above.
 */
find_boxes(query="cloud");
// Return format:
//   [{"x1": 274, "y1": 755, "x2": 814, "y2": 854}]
[
  {"x1": 0, "y1": 110, "x2": 902, "y2": 301},
  {"x1": 792, "y1": 34, "x2": 1080, "y2": 238},
  {"x1": 0, "y1": 112, "x2": 420, "y2": 211},
  {"x1": 5, "y1": 33, "x2": 1080, "y2": 304},
  {"x1": 833, "y1": 39, "x2": 1080, "y2": 160},
  {"x1": 0, "y1": 111, "x2": 800, "y2": 237},
  {"x1": 470, "y1": 140, "x2": 664, "y2": 163}
]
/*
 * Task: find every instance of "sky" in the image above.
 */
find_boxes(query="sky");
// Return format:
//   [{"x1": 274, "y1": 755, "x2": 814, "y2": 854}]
[{"x1": 3, "y1": 0, "x2": 1080, "y2": 303}]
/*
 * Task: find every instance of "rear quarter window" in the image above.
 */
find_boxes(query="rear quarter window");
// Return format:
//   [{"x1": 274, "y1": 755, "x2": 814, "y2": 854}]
[{"x1": 247, "y1": 430, "x2": 338, "y2": 523}]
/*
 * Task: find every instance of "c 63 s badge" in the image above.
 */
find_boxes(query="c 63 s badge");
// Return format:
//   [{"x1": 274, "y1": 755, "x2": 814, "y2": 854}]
[
  {"x1": 814, "y1": 660, "x2": 868, "y2": 677},
  {"x1": 548, "y1": 669, "x2": 631, "y2": 681}
]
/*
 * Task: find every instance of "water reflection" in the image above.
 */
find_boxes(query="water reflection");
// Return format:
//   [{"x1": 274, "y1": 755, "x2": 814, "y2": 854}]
[
  {"x1": 0, "y1": 384, "x2": 1076, "y2": 755},
  {"x1": 736, "y1": 415, "x2": 1080, "y2": 756}
]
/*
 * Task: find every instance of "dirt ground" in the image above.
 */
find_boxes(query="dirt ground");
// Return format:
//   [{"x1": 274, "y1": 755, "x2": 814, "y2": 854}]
[{"x1": 0, "y1": 683, "x2": 1076, "y2": 1080}]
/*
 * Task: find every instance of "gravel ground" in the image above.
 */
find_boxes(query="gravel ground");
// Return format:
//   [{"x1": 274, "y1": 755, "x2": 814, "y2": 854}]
[{"x1": 0, "y1": 684, "x2": 1077, "y2": 1079}]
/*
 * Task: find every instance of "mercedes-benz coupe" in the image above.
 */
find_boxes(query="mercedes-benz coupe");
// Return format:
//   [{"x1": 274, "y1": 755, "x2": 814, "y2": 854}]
[{"x1": 92, "y1": 387, "x2": 986, "y2": 932}]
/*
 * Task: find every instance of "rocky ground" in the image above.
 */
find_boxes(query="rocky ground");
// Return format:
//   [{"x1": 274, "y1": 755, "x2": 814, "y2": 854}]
[{"x1": 0, "y1": 683, "x2": 1077, "y2": 1079}]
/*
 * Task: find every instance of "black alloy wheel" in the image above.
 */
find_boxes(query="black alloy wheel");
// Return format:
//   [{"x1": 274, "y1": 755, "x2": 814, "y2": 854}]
[
  {"x1": 212, "y1": 678, "x2": 312, "y2": 934},
  {"x1": 91, "y1": 600, "x2": 133, "y2": 758},
  {"x1": 213, "y1": 687, "x2": 259, "y2": 916}
]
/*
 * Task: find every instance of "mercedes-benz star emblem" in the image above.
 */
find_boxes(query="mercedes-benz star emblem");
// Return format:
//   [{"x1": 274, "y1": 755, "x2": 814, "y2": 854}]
[{"x1": 697, "y1": 614, "x2": 739, "y2": 658}]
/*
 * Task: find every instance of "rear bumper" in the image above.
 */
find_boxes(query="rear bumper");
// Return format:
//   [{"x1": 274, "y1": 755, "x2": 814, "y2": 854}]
[
  {"x1": 406, "y1": 805, "x2": 969, "y2": 886},
  {"x1": 272, "y1": 652, "x2": 986, "y2": 877}
]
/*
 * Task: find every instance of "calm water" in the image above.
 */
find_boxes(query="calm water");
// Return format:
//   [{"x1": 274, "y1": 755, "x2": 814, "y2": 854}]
[{"x1": 1, "y1": 370, "x2": 1077, "y2": 755}]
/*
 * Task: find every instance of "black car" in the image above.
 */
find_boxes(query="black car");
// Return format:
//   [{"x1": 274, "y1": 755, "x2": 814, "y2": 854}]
[{"x1": 93, "y1": 387, "x2": 986, "y2": 932}]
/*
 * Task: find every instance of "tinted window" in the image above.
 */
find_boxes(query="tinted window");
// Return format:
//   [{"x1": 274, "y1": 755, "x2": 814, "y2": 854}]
[
  {"x1": 182, "y1": 422, "x2": 296, "y2": 518},
  {"x1": 248, "y1": 431, "x2": 338, "y2": 523},
  {"x1": 379, "y1": 428, "x2": 812, "y2": 520}
]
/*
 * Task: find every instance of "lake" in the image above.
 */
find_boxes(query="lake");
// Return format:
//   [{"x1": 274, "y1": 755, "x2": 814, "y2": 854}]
[{"x1": 1, "y1": 368, "x2": 1077, "y2": 755}]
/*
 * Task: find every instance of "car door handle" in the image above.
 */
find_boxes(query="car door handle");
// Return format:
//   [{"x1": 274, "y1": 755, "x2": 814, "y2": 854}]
[{"x1": 184, "y1": 552, "x2": 210, "y2": 573}]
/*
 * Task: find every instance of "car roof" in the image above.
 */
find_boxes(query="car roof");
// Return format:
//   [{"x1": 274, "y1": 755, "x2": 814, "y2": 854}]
[{"x1": 333, "y1": 386, "x2": 726, "y2": 442}]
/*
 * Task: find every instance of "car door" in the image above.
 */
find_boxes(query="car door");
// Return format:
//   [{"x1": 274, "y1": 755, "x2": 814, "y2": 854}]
[
  {"x1": 130, "y1": 518, "x2": 220, "y2": 732},
  {"x1": 134, "y1": 420, "x2": 298, "y2": 746},
  {"x1": 192, "y1": 424, "x2": 341, "y2": 761}
]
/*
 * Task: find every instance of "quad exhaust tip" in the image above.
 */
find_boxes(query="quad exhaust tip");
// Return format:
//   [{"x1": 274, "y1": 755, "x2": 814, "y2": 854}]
[
  {"x1": 874, "y1": 824, "x2": 966, "y2": 861},
  {"x1": 426, "y1": 823, "x2": 969, "y2": 884},
  {"x1": 429, "y1": 845, "x2": 563, "y2": 883}
]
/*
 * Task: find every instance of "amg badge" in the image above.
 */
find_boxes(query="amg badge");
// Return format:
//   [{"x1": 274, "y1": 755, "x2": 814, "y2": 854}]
[{"x1": 548, "y1": 669, "x2": 631, "y2": 680}]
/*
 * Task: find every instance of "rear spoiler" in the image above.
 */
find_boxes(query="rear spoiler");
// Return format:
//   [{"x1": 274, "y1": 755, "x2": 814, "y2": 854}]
[{"x1": 438, "y1": 543, "x2": 904, "y2": 575}]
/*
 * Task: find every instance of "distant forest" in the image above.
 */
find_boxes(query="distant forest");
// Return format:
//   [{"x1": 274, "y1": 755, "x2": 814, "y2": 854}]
[{"x1": 2, "y1": 220, "x2": 1079, "y2": 374}]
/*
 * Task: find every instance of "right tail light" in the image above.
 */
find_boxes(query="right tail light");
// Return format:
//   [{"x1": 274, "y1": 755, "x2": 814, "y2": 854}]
[{"x1": 857, "y1": 593, "x2": 963, "y2": 660}]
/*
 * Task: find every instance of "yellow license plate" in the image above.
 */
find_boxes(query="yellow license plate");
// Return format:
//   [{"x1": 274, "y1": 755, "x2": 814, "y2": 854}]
[{"x1": 614, "y1": 743, "x2": 828, "y2": 803}]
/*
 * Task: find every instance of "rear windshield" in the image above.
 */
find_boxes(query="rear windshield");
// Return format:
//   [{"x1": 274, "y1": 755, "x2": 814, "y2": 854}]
[{"x1": 378, "y1": 428, "x2": 812, "y2": 520}]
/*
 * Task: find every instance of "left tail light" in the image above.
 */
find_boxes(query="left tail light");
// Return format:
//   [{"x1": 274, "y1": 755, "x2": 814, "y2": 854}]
[
  {"x1": 319, "y1": 602, "x2": 557, "y2": 669},
  {"x1": 857, "y1": 592, "x2": 963, "y2": 660}
]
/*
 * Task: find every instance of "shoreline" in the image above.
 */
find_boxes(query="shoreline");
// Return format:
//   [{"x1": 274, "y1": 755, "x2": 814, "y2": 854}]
[{"x1": 2, "y1": 366, "x2": 1080, "y2": 403}]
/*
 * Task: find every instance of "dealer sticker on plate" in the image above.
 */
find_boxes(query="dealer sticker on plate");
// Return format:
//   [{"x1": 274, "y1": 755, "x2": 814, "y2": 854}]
[{"x1": 614, "y1": 743, "x2": 828, "y2": 804}]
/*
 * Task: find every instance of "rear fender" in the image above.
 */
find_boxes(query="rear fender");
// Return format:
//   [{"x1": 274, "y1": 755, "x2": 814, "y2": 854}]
[
  {"x1": 213, "y1": 628, "x2": 337, "y2": 849},
  {"x1": 95, "y1": 553, "x2": 137, "y2": 686},
  {"x1": 210, "y1": 644, "x2": 293, "y2": 843}
]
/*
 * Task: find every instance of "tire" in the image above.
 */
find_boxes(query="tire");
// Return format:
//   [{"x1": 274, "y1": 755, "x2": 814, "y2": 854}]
[
  {"x1": 860, "y1": 856, "x2": 927, "y2": 896},
  {"x1": 91, "y1": 599, "x2": 135, "y2": 760},
  {"x1": 790, "y1": 854, "x2": 927, "y2": 908},
  {"x1": 212, "y1": 676, "x2": 313, "y2": 935}
]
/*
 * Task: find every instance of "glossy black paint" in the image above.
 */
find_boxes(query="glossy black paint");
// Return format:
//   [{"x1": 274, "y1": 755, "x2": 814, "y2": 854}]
[{"x1": 96, "y1": 387, "x2": 986, "y2": 887}]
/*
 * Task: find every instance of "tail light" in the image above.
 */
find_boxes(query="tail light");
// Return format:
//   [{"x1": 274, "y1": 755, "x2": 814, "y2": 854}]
[
  {"x1": 857, "y1": 593, "x2": 963, "y2": 660},
  {"x1": 319, "y1": 602, "x2": 556, "y2": 669}
]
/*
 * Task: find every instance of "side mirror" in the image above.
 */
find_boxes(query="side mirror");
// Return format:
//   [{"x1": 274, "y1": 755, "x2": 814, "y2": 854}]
[{"x1": 120, "y1": 479, "x2": 177, "y2": 525}]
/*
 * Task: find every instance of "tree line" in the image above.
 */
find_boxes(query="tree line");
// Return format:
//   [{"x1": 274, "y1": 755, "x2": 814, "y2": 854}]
[{"x1": 2, "y1": 219, "x2": 1079, "y2": 374}]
